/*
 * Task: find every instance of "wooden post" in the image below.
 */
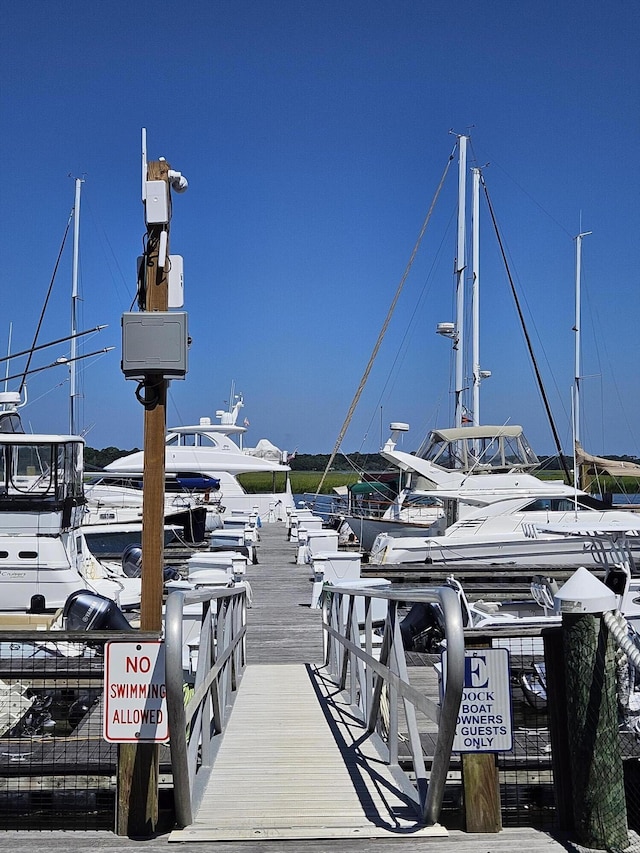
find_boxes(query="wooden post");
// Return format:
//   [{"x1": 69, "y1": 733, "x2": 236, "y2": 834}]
[
  {"x1": 460, "y1": 638, "x2": 502, "y2": 833},
  {"x1": 140, "y1": 156, "x2": 171, "y2": 634},
  {"x1": 563, "y1": 611, "x2": 628, "y2": 850},
  {"x1": 461, "y1": 752, "x2": 501, "y2": 832},
  {"x1": 116, "y1": 157, "x2": 170, "y2": 837}
]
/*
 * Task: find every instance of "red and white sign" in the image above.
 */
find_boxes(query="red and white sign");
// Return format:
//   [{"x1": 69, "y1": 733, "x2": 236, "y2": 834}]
[{"x1": 103, "y1": 641, "x2": 169, "y2": 743}]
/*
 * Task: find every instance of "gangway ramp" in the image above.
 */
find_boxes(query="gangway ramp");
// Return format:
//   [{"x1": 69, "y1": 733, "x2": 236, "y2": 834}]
[{"x1": 169, "y1": 663, "x2": 446, "y2": 841}]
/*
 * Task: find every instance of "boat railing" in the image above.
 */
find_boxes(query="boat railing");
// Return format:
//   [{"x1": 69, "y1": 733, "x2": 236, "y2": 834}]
[
  {"x1": 164, "y1": 584, "x2": 247, "y2": 828},
  {"x1": 321, "y1": 582, "x2": 465, "y2": 826}
]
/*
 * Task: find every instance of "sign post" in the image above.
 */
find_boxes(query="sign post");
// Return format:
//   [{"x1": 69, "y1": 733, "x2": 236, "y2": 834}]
[{"x1": 445, "y1": 645, "x2": 513, "y2": 832}]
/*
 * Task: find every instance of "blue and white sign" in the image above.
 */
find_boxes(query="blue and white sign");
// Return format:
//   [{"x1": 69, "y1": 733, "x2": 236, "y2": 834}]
[{"x1": 447, "y1": 648, "x2": 513, "y2": 752}]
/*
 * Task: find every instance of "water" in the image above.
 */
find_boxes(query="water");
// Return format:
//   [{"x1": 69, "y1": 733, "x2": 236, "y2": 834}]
[
  {"x1": 293, "y1": 493, "x2": 340, "y2": 521},
  {"x1": 612, "y1": 493, "x2": 640, "y2": 505}
]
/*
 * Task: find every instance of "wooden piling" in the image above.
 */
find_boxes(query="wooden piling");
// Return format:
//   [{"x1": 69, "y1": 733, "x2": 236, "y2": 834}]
[{"x1": 563, "y1": 612, "x2": 628, "y2": 850}]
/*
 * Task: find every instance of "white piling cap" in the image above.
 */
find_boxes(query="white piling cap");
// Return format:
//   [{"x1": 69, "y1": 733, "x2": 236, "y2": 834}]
[{"x1": 554, "y1": 566, "x2": 617, "y2": 614}]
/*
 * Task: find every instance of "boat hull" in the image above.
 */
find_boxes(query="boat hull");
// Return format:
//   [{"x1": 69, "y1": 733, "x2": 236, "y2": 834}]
[{"x1": 370, "y1": 531, "x2": 640, "y2": 568}]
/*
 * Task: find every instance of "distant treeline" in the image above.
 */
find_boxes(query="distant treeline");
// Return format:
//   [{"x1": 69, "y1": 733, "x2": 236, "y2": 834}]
[
  {"x1": 85, "y1": 446, "x2": 141, "y2": 469},
  {"x1": 289, "y1": 452, "x2": 640, "y2": 471},
  {"x1": 84, "y1": 447, "x2": 640, "y2": 473}
]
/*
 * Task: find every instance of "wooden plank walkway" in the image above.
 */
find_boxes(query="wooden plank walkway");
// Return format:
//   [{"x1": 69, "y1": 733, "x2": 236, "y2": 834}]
[
  {"x1": 165, "y1": 523, "x2": 572, "y2": 850},
  {"x1": 170, "y1": 663, "x2": 444, "y2": 841}
]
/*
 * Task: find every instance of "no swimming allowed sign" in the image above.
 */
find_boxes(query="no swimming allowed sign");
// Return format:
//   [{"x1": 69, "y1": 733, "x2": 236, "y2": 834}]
[{"x1": 103, "y1": 641, "x2": 169, "y2": 743}]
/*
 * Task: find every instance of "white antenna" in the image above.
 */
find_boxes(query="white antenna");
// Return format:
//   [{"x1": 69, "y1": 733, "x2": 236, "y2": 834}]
[{"x1": 141, "y1": 127, "x2": 148, "y2": 202}]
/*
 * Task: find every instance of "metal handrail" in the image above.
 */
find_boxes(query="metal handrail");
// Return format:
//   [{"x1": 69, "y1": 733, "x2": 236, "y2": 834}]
[
  {"x1": 165, "y1": 585, "x2": 247, "y2": 827},
  {"x1": 321, "y1": 582, "x2": 465, "y2": 826}
]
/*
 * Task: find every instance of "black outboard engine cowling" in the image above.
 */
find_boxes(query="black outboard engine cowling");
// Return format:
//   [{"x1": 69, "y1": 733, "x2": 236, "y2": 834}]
[
  {"x1": 122, "y1": 544, "x2": 143, "y2": 578},
  {"x1": 63, "y1": 590, "x2": 134, "y2": 631},
  {"x1": 400, "y1": 602, "x2": 445, "y2": 652}
]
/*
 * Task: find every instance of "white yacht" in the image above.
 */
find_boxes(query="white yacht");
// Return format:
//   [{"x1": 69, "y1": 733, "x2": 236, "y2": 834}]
[
  {"x1": 104, "y1": 394, "x2": 295, "y2": 522},
  {"x1": 368, "y1": 423, "x2": 640, "y2": 567},
  {"x1": 82, "y1": 478, "x2": 210, "y2": 555},
  {"x1": 0, "y1": 392, "x2": 140, "y2": 614},
  {"x1": 342, "y1": 422, "x2": 536, "y2": 551}
]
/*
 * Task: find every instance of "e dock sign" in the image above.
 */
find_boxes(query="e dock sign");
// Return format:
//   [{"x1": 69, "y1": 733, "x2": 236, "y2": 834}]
[
  {"x1": 103, "y1": 641, "x2": 169, "y2": 743},
  {"x1": 448, "y1": 648, "x2": 513, "y2": 752}
]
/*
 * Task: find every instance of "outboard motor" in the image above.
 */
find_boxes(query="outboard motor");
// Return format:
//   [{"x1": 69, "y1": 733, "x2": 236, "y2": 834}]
[
  {"x1": 163, "y1": 565, "x2": 181, "y2": 582},
  {"x1": 122, "y1": 543, "x2": 143, "y2": 578},
  {"x1": 400, "y1": 602, "x2": 445, "y2": 652},
  {"x1": 62, "y1": 590, "x2": 134, "y2": 631}
]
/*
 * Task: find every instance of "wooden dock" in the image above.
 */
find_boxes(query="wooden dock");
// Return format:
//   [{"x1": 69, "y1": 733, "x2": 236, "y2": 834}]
[
  {"x1": 165, "y1": 523, "x2": 572, "y2": 850},
  {"x1": 170, "y1": 663, "x2": 444, "y2": 841}
]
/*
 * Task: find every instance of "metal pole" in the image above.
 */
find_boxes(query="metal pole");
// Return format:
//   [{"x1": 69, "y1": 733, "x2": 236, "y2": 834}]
[
  {"x1": 573, "y1": 229, "x2": 591, "y2": 460},
  {"x1": 471, "y1": 166, "x2": 480, "y2": 427},
  {"x1": 454, "y1": 135, "x2": 467, "y2": 429},
  {"x1": 70, "y1": 177, "x2": 83, "y2": 434}
]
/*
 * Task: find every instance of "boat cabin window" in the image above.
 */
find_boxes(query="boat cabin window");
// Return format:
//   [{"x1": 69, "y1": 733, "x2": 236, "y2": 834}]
[
  {"x1": 166, "y1": 432, "x2": 222, "y2": 448},
  {"x1": 522, "y1": 497, "x2": 585, "y2": 512},
  {"x1": 0, "y1": 412, "x2": 24, "y2": 434},
  {"x1": 403, "y1": 495, "x2": 443, "y2": 508}
]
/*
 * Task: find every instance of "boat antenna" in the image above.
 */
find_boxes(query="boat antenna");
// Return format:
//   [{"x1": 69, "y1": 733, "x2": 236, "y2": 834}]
[
  {"x1": 480, "y1": 174, "x2": 572, "y2": 484},
  {"x1": 314, "y1": 142, "x2": 458, "y2": 500}
]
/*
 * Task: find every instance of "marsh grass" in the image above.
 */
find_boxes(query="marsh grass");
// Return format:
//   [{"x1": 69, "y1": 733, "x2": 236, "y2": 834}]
[{"x1": 237, "y1": 471, "x2": 360, "y2": 495}]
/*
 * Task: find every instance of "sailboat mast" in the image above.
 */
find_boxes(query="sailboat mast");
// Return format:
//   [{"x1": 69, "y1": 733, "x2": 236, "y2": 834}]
[
  {"x1": 454, "y1": 135, "x2": 468, "y2": 429},
  {"x1": 70, "y1": 177, "x2": 83, "y2": 435},
  {"x1": 471, "y1": 166, "x2": 481, "y2": 426},
  {"x1": 573, "y1": 229, "x2": 591, "y2": 450}
]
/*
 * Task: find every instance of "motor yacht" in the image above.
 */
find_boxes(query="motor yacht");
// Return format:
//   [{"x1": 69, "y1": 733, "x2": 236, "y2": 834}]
[
  {"x1": 104, "y1": 394, "x2": 295, "y2": 523},
  {"x1": 366, "y1": 423, "x2": 640, "y2": 567},
  {"x1": 0, "y1": 392, "x2": 140, "y2": 615}
]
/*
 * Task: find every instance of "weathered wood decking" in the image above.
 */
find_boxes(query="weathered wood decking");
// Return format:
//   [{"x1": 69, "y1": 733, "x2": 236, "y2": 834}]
[
  {"x1": 166, "y1": 523, "x2": 571, "y2": 850},
  {"x1": 170, "y1": 663, "x2": 444, "y2": 841}
]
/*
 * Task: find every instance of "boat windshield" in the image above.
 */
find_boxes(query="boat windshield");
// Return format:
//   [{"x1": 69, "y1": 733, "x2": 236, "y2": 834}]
[
  {"x1": 416, "y1": 427, "x2": 539, "y2": 473},
  {"x1": 0, "y1": 439, "x2": 83, "y2": 501}
]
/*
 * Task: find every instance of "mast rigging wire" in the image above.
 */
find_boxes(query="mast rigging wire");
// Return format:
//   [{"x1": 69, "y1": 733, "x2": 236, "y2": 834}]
[
  {"x1": 0, "y1": 326, "x2": 107, "y2": 365},
  {"x1": 479, "y1": 173, "x2": 572, "y2": 484},
  {"x1": 2, "y1": 348, "x2": 115, "y2": 385},
  {"x1": 313, "y1": 143, "x2": 458, "y2": 500},
  {"x1": 19, "y1": 211, "x2": 73, "y2": 394}
]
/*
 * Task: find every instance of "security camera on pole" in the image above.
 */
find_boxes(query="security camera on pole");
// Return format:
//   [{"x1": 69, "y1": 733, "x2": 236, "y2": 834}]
[{"x1": 117, "y1": 129, "x2": 189, "y2": 836}]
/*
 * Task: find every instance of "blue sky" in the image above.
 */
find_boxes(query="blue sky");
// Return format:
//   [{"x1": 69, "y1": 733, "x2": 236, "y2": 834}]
[{"x1": 1, "y1": 1, "x2": 638, "y2": 458}]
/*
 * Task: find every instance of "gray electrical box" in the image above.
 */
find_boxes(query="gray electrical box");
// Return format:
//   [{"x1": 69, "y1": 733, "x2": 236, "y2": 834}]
[{"x1": 121, "y1": 312, "x2": 188, "y2": 379}]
